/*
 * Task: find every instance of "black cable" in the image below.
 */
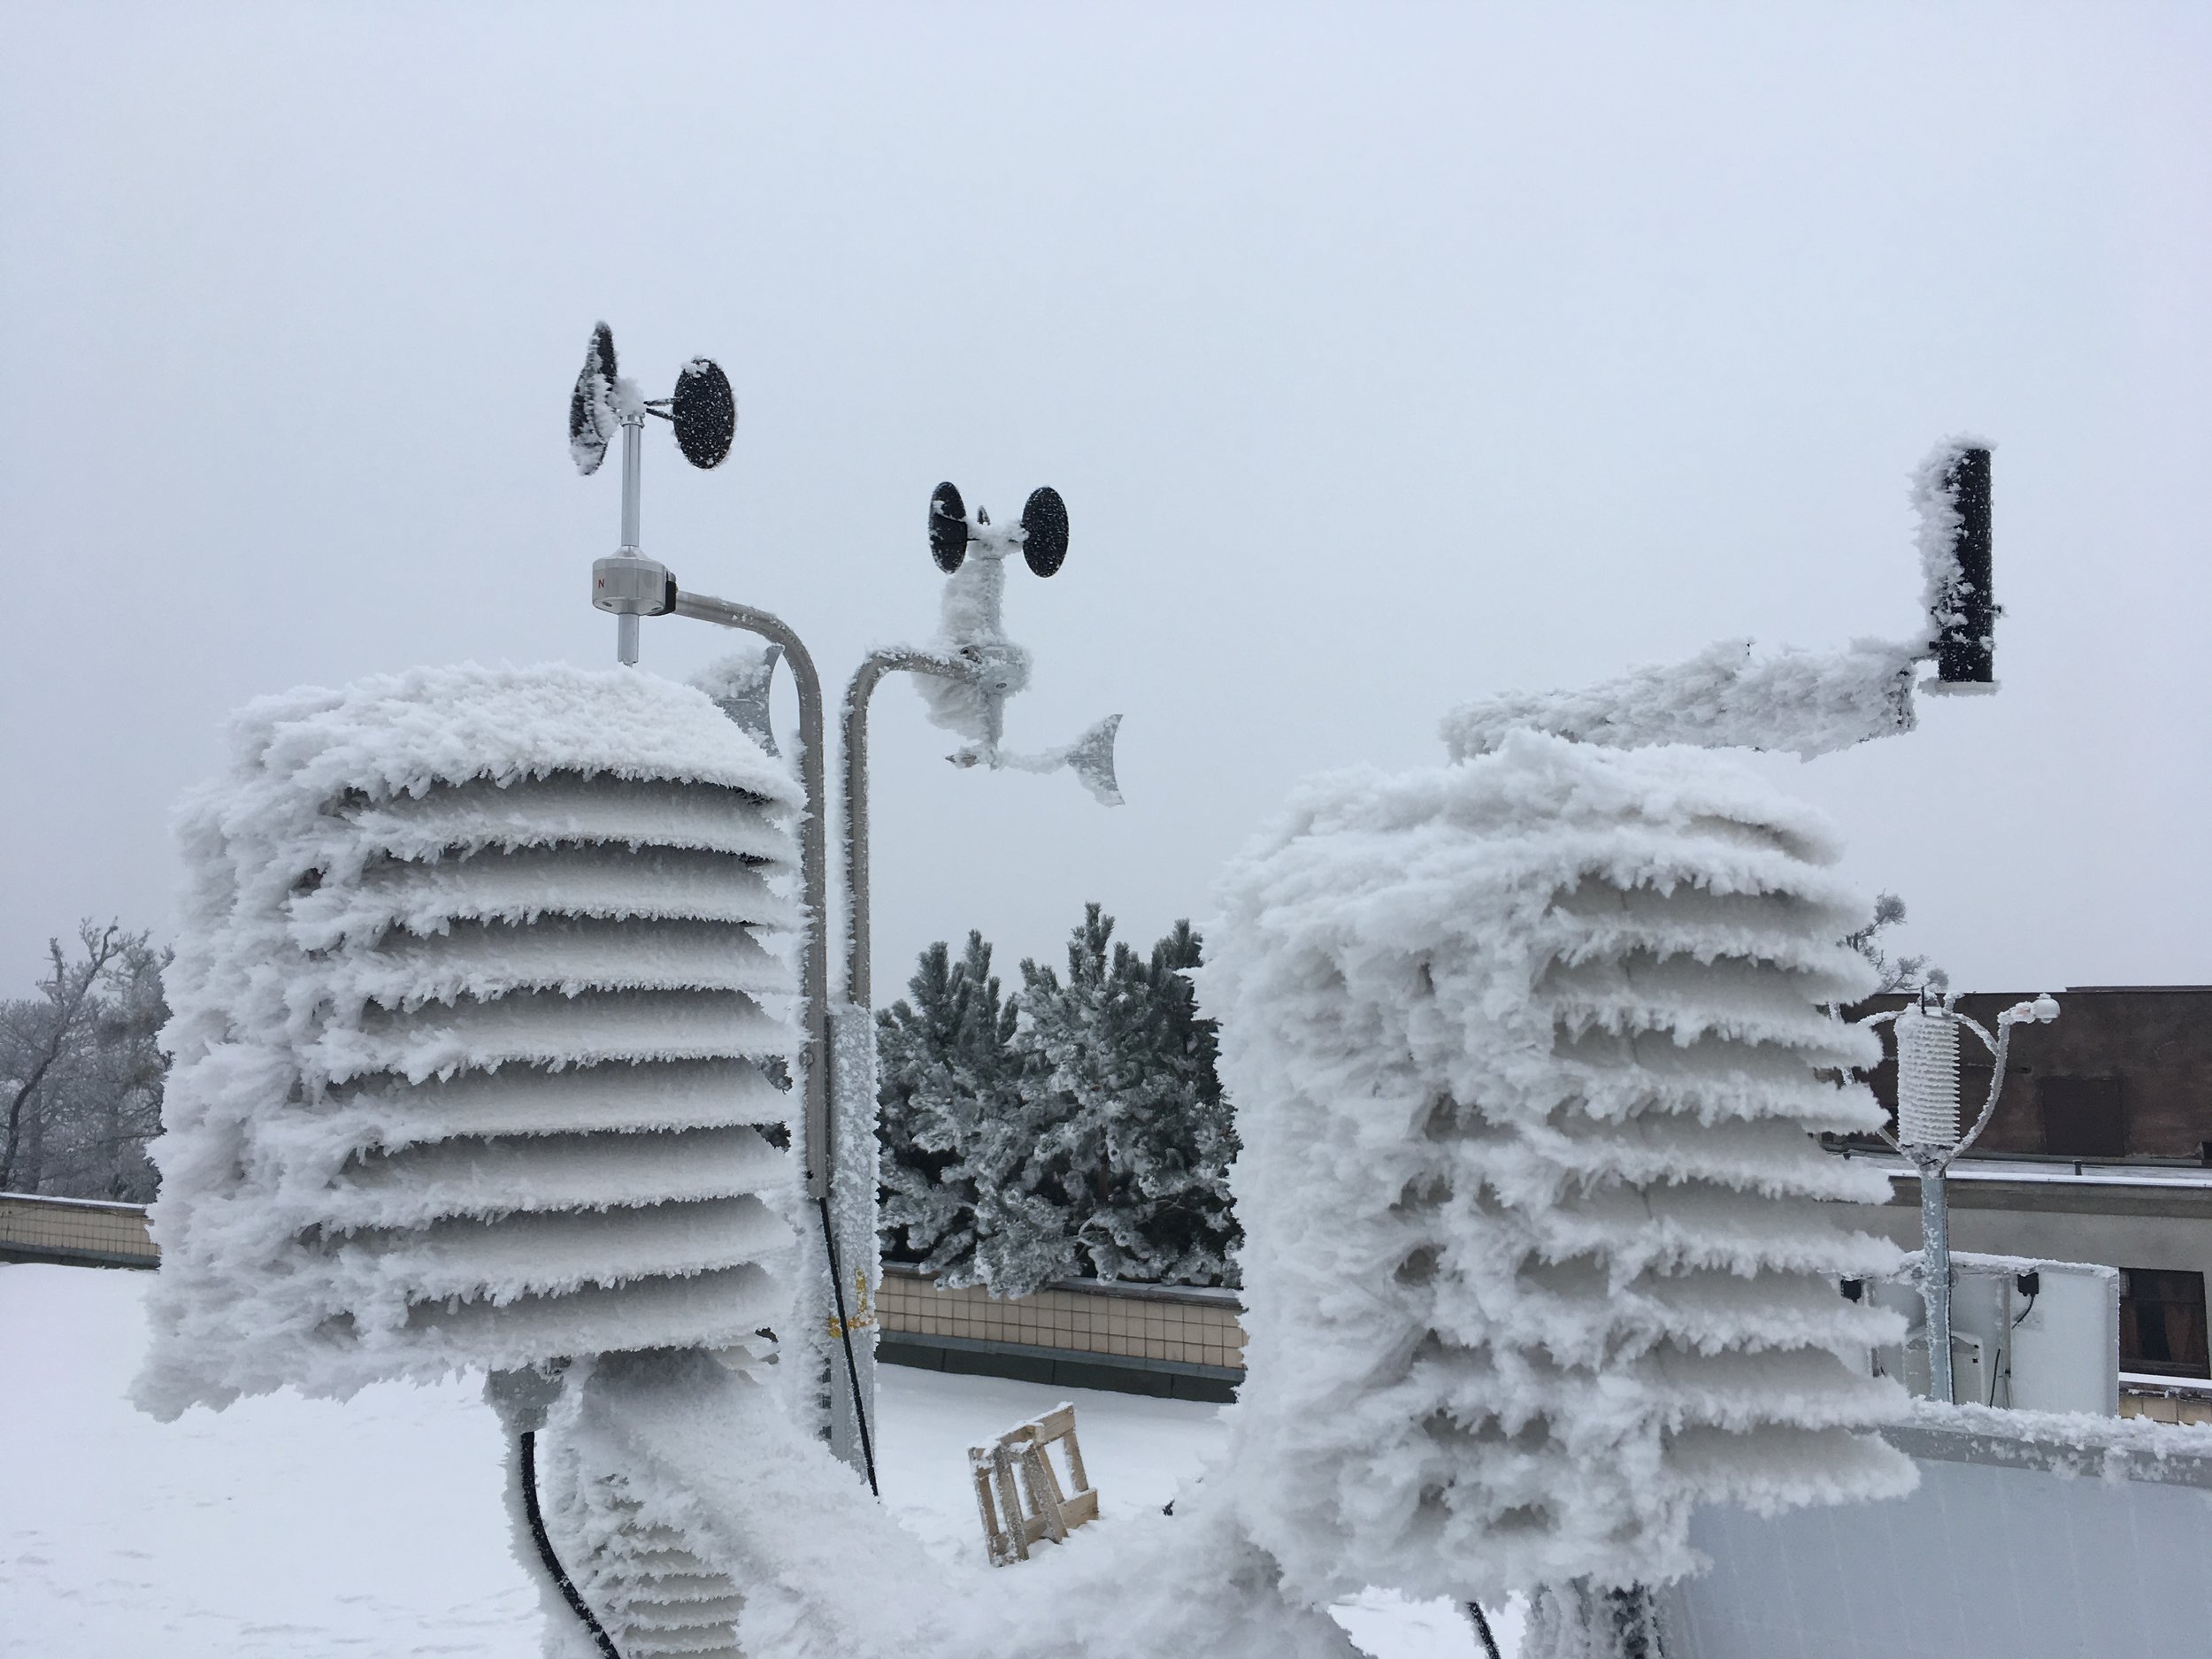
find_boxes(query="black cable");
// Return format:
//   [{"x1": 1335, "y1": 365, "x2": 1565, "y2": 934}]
[
  {"x1": 1465, "y1": 1601, "x2": 1503, "y2": 1659},
  {"x1": 519, "y1": 1428, "x2": 622, "y2": 1659},
  {"x1": 1996, "y1": 1279, "x2": 2041, "y2": 1405},
  {"x1": 818, "y1": 1192, "x2": 881, "y2": 1496}
]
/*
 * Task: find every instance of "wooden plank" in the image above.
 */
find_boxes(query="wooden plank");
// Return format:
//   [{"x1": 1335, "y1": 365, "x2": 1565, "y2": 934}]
[
  {"x1": 969, "y1": 1448, "x2": 1011, "y2": 1568},
  {"x1": 1034, "y1": 1403, "x2": 1078, "y2": 1442},
  {"x1": 972, "y1": 1403, "x2": 1099, "y2": 1565},
  {"x1": 1021, "y1": 1445, "x2": 1068, "y2": 1542},
  {"x1": 991, "y1": 1445, "x2": 1029, "y2": 1563},
  {"x1": 1060, "y1": 1425, "x2": 1090, "y2": 1495}
]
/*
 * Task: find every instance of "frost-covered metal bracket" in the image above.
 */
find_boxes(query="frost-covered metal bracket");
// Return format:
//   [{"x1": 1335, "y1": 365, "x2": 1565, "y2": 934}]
[
  {"x1": 1440, "y1": 439, "x2": 1999, "y2": 762},
  {"x1": 670, "y1": 591, "x2": 833, "y2": 1199}
]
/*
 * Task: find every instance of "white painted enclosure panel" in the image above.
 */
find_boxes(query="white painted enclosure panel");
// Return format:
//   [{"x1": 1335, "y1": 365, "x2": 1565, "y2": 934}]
[{"x1": 1674, "y1": 1455, "x2": 2212, "y2": 1659}]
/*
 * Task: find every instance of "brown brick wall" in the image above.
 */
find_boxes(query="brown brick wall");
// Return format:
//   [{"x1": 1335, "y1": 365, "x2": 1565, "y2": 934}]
[{"x1": 1850, "y1": 987, "x2": 2212, "y2": 1160}]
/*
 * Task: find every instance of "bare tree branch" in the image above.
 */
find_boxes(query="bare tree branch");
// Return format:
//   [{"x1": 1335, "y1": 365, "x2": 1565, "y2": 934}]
[{"x1": 1, "y1": 921, "x2": 127, "y2": 1190}]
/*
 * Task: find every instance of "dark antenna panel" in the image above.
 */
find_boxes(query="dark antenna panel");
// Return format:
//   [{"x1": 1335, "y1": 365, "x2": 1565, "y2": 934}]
[{"x1": 1932, "y1": 448, "x2": 1994, "y2": 686}]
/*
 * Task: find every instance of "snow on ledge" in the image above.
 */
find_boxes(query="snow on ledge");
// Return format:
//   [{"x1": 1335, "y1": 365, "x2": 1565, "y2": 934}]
[{"x1": 1889, "y1": 1399, "x2": 2212, "y2": 1488}]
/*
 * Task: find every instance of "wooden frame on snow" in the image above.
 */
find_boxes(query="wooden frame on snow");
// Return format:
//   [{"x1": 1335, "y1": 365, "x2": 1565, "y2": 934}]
[{"x1": 969, "y1": 1402, "x2": 1098, "y2": 1565}]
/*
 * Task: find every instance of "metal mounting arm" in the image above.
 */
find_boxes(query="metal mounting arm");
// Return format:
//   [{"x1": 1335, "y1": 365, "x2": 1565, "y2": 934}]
[
  {"x1": 671, "y1": 589, "x2": 832, "y2": 1202},
  {"x1": 842, "y1": 648, "x2": 984, "y2": 1009}
]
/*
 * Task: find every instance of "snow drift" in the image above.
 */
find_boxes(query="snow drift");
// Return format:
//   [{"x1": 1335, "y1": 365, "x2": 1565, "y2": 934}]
[
  {"x1": 1206, "y1": 732, "x2": 1916, "y2": 1606},
  {"x1": 528, "y1": 1348, "x2": 1364, "y2": 1659},
  {"x1": 136, "y1": 664, "x2": 805, "y2": 1417}
]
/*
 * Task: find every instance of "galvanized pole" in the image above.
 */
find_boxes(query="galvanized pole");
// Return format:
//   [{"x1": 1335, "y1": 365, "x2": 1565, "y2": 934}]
[
  {"x1": 615, "y1": 414, "x2": 646, "y2": 665},
  {"x1": 826, "y1": 647, "x2": 982, "y2": 1466},
  {"x1": 842, "y1": 649, "x2": 980, "y2": 1010},
  {"x1": 1916, "y1": 1153, "x2": 1955, "y2": 1404}
]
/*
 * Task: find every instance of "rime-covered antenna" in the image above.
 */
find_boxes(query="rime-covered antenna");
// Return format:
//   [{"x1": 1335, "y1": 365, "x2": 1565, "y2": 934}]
[
  {"x1": 574, "y1": 322, "x2": 739, "y2": 665},
  {"x1": 1921, "y1": 443, "x2": 1994, "y2": 690},
  {"x1": 1440, "y1": 438, "x2": 2001, "y2": 760}
]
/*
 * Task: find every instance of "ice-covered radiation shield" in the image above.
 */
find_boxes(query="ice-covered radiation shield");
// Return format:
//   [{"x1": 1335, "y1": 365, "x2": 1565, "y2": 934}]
[
  {"x1": 137, "y1": 666, "x2": 810, "y2": 1659},
  {"x1": 1440, "y1": 438, "x2": 2025, "y2": 1429},
  {"x1": 574, "y1": 321, "x2": 738, "y2": 665},
  {"x1": 135, "y1": 665, "x2": 805, "y2": 1414}
]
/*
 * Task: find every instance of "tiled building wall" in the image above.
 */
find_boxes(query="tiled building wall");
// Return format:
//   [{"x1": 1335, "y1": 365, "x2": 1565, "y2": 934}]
[
  {"x1": 0, "y1": 1194, "x2": 157, "y2": 1265},
  {"x1": 2121, "y1": 1386, "x2": 2212, "y2": 1426},
  {"x1": 877, "y1": 1266, "x2": 1246, "y2": 1373}
]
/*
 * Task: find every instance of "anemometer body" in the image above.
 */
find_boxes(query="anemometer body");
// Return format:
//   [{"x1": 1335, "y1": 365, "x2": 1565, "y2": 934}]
[{"x1": 571, "y1": 321, "x2": 733, "y2": 663}]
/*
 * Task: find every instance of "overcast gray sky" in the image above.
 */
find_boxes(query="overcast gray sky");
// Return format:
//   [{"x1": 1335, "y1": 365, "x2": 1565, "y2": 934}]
[{"x1": 3, "y1": 4, "x2": 2208, "y2": 1002}]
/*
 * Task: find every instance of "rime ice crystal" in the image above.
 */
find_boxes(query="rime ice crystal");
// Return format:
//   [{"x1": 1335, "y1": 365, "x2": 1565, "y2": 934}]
[
  {"x1": 1440, "y1": 635, "x2": 1924, "y2": 762},
  {"x1": 1206, "y1": 732, "x2": 1916, "y2": 1603},
  {"x1": 136, "y1": 664, "x2": 804, "y2": 1418}
]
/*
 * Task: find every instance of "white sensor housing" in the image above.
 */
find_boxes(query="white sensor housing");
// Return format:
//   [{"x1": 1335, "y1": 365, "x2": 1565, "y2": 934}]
[{"x1": 137, "y1": 664, "x2": 804, "y2": 1417}]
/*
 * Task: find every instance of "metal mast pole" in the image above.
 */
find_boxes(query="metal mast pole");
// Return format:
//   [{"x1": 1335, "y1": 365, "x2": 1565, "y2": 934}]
[
  {"x1": 842, "y1": 649, "x2": 979, "y2": 1009},
  {"x1": 826, "y1": 647, "x2": 981, "y2": 1467},
  {"x1": 615, "y1": 413, "x2": 645, "y2": 665},
  {"x1": 1916, "y1": 1153, "x2": 1955, "y2": 1404}
]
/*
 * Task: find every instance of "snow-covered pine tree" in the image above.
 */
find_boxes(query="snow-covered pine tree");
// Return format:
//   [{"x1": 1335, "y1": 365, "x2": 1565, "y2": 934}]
[
  {"x1": 1087, "y1": 919, "x2": 1240, "y2": 1287},
  {"x1": 876, "y1": 932, "x2": 1018, "y2": 1280},
  {"x1": 972, "y1": 905, "x2": 1124, "y2": 1295},
  {"x1": 977, "y1": 906, "x2": 1240, "y2": 1294},
  {"x1": 878, "y1": 906, "x2": 1241, "y2": 1297}
]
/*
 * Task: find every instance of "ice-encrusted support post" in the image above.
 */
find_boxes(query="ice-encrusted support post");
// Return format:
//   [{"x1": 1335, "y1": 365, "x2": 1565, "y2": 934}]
[
  {"x1": 616, "y1": 412, "x2": 646, "y2": 665},
  {"x1": 826, "y1": 646, "x2": 984, "y2": 1474},
  {"x1": 844, "y1": 648, "x2": 985, "y2": 1012},
  {"x1": 1932, "y1": 446, "x2": 1993, "y2": 687},
  {"x1": 1916, "y1": 1154, "x2": 1955, "y2": 1404}
]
